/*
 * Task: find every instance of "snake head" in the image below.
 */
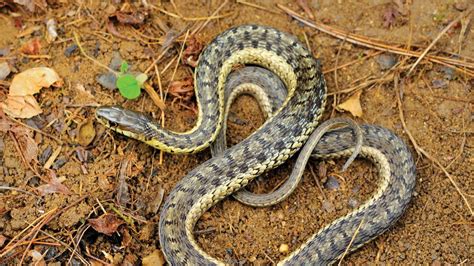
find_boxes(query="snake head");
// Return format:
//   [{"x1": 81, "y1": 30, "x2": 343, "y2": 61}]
[{"x1": 95, "y1": 106, "x2": 159, "y2": 140}]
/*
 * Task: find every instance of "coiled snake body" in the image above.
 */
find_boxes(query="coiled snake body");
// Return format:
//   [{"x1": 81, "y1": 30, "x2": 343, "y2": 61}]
[{"x1": 96, "y1": 25, "x2": 416, "y2": 265}]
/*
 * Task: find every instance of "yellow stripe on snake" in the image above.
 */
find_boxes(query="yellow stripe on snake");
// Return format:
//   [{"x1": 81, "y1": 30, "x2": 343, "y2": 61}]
[{"x1": 95, "y1": 25, "x2": 416, "y2": 265}]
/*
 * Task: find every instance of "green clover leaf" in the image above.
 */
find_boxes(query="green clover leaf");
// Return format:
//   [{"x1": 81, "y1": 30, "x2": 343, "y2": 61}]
[{"x1": 116, "y1": 74, "x2": 141, "y2": 100}]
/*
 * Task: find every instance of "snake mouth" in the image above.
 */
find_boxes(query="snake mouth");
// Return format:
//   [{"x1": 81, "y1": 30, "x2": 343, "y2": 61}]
[{"x1": 95, "y1": 106, "x2": 155, "y2": 137}]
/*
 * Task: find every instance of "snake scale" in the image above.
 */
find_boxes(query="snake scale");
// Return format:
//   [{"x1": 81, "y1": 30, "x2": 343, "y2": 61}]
[{"x1": 95, "y1": 25, "x2": 416, "y2": 265}]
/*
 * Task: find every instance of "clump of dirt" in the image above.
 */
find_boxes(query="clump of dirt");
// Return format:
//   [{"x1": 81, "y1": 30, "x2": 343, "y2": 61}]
[{"x1": 0, "y1": 0, "x2": 472, "y2": 265}]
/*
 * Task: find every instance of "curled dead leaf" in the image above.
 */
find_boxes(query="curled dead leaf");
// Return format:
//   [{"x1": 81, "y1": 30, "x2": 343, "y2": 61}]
[
  {"x1": 88, "y1": 213, "x2": 124, "y2": 236},
  {"x1": 336, "y1": 90, "x2": 363, "y2": 117}
]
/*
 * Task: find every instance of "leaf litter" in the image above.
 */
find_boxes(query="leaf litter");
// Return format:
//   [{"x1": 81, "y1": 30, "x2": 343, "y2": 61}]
[{"x1": 88, "y1": 213, "x2": 124, "y2": 236}]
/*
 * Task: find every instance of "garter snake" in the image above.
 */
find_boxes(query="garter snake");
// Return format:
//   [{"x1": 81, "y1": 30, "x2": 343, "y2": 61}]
[{"x1": 95, "y1": 25, "x2": 416, "y2": 265}]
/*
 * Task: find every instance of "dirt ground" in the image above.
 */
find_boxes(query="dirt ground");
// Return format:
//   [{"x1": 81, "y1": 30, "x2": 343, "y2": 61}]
[{"x1": 0, "y1": 0, "x2": 473, "y2": 265}]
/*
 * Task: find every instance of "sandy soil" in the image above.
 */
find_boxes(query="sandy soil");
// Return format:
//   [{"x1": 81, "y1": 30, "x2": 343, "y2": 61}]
[{"x1": 0, "y1": 0, "x2": 472, "y2": 265}]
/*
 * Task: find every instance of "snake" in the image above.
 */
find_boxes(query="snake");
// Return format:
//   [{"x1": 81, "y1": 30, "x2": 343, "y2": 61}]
[{"x1": 95, "y1": 25, "x2": 416, "y2": 265}]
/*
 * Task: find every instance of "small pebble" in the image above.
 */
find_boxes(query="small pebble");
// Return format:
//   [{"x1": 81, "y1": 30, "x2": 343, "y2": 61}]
[
  {"x1": 228, "y1": 112, "x2": 248, "y2": 126},
  {"x1": 39, "y1": 145, "x2": 53, "y2": 165},
  {"x1": 0, "y1": 47, "x2": 10, "y2": 56},
  {"x1": 279, "y1": 244, "x2": 289, "y2": 253},
  {"x1": 52, "y1": 157, "x2": 68, "y2": 169},
  {"x1": 27, "y1": 176, "x2": 41, "y2": 187},
  {"x1": 96, "y1": 72, "x2": 117, "y2": 89},
  {"x1": 376, "y1": 54, "x2": 398, "y2": 70},
  {"x1": 324, "y1": 176, "x2": 340, "y2": 190},
  {"x1": 64, "y1": 44, "x2": 78, "y2": 57},
  {"x1": 440, "y1": 66, "x2": 455, "y2": 80}
]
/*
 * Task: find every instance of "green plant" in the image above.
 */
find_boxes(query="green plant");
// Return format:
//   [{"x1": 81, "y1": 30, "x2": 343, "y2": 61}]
[{"x1": 116, "y1": 61, "x2": 147, "y2": 100}]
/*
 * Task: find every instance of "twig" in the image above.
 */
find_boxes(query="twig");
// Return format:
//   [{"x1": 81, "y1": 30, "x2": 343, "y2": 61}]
[
  {"x1": 407, "y1": 7, "x2": 474, "y2": 75},
  {"x1": 67, "y1": 224, "x2": 90, "y2": 265},
  {"x1": 43, "y1": 146, "x2": 62, "y2": 169},
  {"x1": 308, "y1": 164, "x2": 327, "y2": 200},
  {"x1": 20, "y1": 209, "x2": 57, "y2": 264},
  {"x1": 338, "y1": 217, "x2": 365, "y2": 265},
  {"x1": 0, "y1": 212, "x2": 51, "y2": 257},
  {"x1": 170, "y1": 29, "x2": 189, "y2": 84}
]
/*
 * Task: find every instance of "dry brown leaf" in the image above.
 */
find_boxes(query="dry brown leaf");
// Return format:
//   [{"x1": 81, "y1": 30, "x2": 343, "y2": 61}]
[
  {"x1": 182, "y1": 37, "x2": 203, "y2": 67},
  {"x1": 37, "y1": 174, "x2": 71, "y2": 195},
  {"x1": 0, "y1": 67, "x2": 62, "y2": 118},
  {"x1": 13, "y1": 0, "x2": 47, "y2": 12},
  {"x1": 77, "y1": 119, "x2": 96, "y2": 146},
  {"x1": 9, "y1": 67, "x2": 61, "y2": 96},
  {"x1": 1, "y1": 95, "x2": 42, "y2": 118},
  {"x1": 169, "y1": 77, "x2": 194, "y2": 101},
  {"x1": 0, "y1": 110, "x2": 39, "y2": 162},
  {"x1": 142, "y1": 249, "x2": 165, "y2": 266},
  {"x1": 19, "y1": 38, "x2": 41, "y2": 55},
  {"x1": 0, "y1": 234, "x2": 7, "y2": 247},
  {"x1": 88, "y1": 213, "x2": 124, "y2": 236},
  {"x1": 337, "y1": 90, "x2": 363, "y2": 117}
]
